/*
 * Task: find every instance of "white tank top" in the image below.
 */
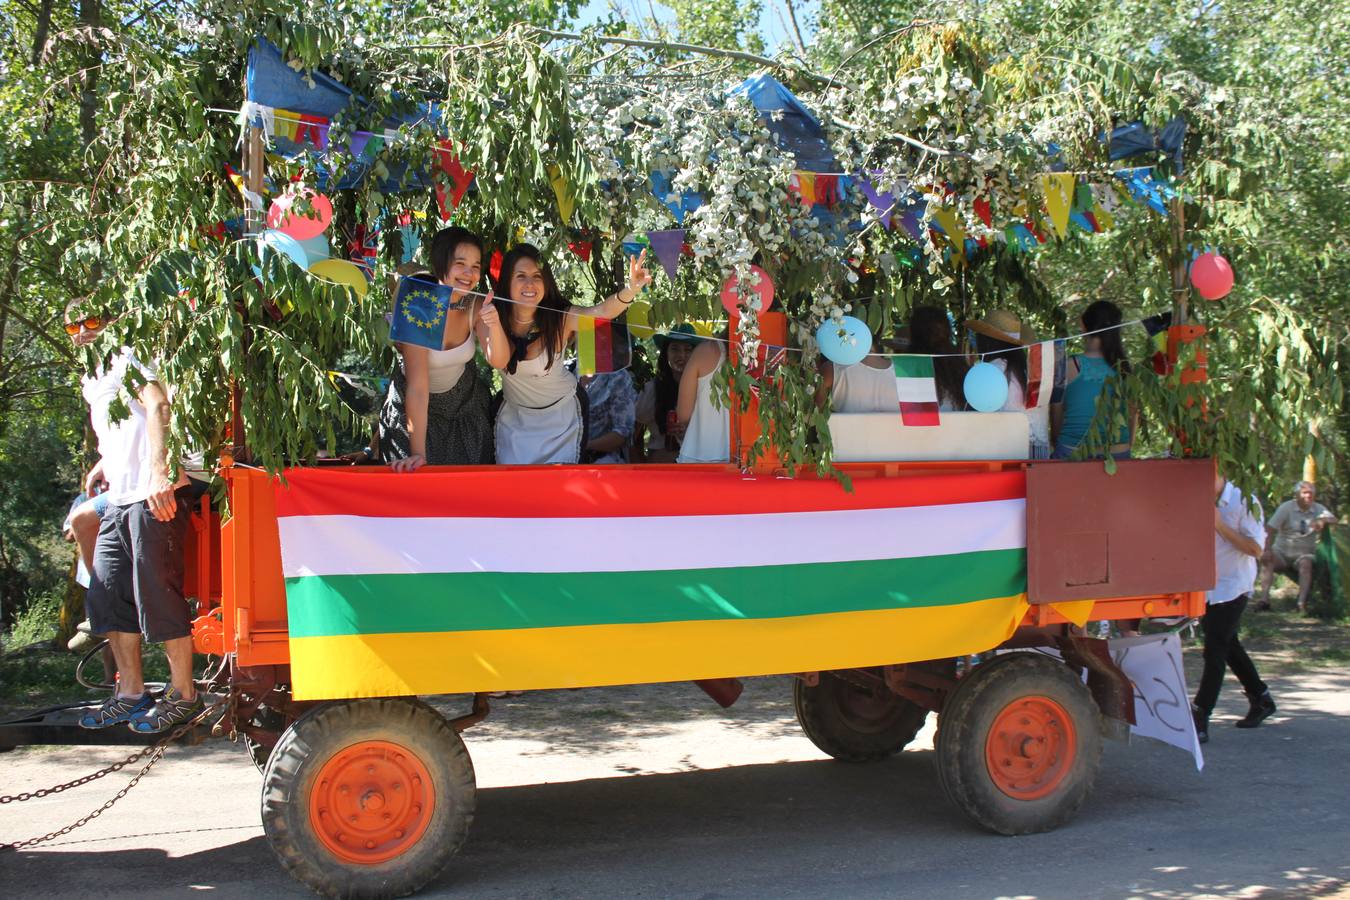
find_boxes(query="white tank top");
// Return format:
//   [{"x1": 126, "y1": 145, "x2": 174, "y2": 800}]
[
  {"x1": 422, "y1": 327, "x2": 477, "y2": 393},
  {"x1": 831, "y1": 359, "x2": 898, "y2": 413},
  {"x1": 677, "y1": 345, "x2": 730, "y2": 463}
]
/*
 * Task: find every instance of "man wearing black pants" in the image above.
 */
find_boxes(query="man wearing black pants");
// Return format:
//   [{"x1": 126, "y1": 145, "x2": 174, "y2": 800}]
[{"x1": 1193, "y1": 471, "x2": 1277, "y2": 743}]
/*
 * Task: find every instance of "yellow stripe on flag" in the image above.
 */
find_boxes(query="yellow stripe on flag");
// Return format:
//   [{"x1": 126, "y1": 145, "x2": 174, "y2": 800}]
[
  {"x1": 288, "y1": 593, "x2": 1030, "y2": 700},
  {"x1": 577, "y1": 315, "x2": 597, "y2": 376}
]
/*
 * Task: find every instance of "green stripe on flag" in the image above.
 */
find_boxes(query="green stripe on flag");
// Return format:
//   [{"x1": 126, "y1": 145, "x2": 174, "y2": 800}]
[
  {"x1": 892, "y1": 355, "x2": 936, "y2": 379},
  {"x1": 285, "y1": 548, "x2": 1027, "y2": 638}
]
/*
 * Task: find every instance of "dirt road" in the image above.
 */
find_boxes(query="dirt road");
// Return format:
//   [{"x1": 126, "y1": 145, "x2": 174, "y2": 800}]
[{"x1": 3, "y1": 638, "x2": 1349, "y2": 899}]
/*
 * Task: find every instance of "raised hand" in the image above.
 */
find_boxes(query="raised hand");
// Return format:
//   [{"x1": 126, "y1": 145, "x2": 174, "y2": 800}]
[
  {"x1": 628, "y1": 249, "x2": 653, "y2": 294},
  {"x1": 477, "y1": 289, "x2": 500, "y2": 330}
]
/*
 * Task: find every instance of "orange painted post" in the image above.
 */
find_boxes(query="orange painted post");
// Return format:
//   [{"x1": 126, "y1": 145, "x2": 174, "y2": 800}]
[{"x1": 727, "y1": 311, "x2": 788, "y2": 472}]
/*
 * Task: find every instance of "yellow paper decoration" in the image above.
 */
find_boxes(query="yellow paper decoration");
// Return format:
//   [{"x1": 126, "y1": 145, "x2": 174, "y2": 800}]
[
  {"x1": 626, "y1": 300, "x2": 655, "y2": 339},
  {"x1": 1040, "y1": 174, "x2": 1075, "y2": 239},
  {"x1": 547, "y1": 164, "x2": 575, "y2": 224}
]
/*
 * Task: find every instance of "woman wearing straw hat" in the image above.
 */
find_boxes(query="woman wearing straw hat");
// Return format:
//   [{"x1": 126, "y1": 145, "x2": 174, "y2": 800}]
[{"x1": 635, "y1": 324, "x2": 701, "y2": 462}]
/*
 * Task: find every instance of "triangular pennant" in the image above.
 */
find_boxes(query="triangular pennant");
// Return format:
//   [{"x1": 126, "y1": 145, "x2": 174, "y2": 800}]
[
  {"x1": 858, "y1": 177, "x2": 895, "y2": 229},
  {"x1": 974, "y1": 196, "x2": 993, "y2": 228},
  {"x1": 789, "y1": 172, "x2": 818, "y2": 208},
  {"x1": 567, "y1": 240, "x2": 592, "y2": 262},
  {"x1": 548, "y1": 163, "x2": 575, "y2": 224},
  {"x1": 815, "y1": 174, "x2": 841, "y2": 208},
  {"x1": 645, "y1": 229, "x2": 685, "y2": 280},
  {"x1": 434, "y1": 141, "x2": 475, "y2": 219},
  {"x1": 1040, "y1": 174, "x2": 1075, "y2": 238},
  {"x1": 930, "y1": 206, "x2": 966, "y2": 249}
]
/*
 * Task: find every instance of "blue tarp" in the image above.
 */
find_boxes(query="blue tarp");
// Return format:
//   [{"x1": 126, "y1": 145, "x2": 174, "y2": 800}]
[{"x1": 731, "y1": 74, "x2": 840, "y2": 174}]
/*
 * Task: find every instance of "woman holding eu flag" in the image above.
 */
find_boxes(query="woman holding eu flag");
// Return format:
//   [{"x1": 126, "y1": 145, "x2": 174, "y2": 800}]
[
  {"x1": 493, "y1": 243, "x2": 651, "y2": 464},
  {"x1": 379, "y1": 227, "x2": 509, "y2": 470}
]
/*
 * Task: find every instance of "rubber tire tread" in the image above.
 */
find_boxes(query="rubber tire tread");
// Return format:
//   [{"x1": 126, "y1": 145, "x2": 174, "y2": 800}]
[
  {"x1": 935, "y1": 652, "x2": 1102, "y2": 835},
  {"x1": 260, "y1": 698, "x2": 476, "y2": 899},
  {"x1": 794, "y1": 672, "x2": 928, "y2": 762}
]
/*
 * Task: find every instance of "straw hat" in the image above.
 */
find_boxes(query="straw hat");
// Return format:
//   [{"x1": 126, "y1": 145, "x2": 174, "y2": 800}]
[
  {"x1": 654, "y1": 323, "x2": 702, "y2": 349},
  {"x1": 966, "y1": 309, "x2": 1032, "y2": 346}
]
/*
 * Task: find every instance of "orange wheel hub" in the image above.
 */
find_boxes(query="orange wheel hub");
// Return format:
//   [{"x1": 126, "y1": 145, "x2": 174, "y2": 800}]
[
  {"x1": 309, "y1": 740, "x2": 435, "y2": 865},
  {"x1": 984, "y1": 695, "x2": 1076, "y2": 801}
]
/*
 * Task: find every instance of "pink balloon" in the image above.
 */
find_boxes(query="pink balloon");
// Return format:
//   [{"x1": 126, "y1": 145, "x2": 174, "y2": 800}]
[
  {"x1": 266, "y1": 188, "x2": 333, "y2": 241},
  {"x1": 720, "y1": 265, "x2": 775, "y2": 314},
  {"x1": 1190, "y1": 252, "x2": 1234, "y2": 300}
]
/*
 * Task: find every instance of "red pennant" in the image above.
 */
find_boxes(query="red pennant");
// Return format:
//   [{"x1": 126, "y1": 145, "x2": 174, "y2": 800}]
[
  {"x1": 815, "y1": 175, "x2": 841, "y2": 208},
  {"x1": 974, "y1": 197, "x2": 993, "y2": 228},
  {"x1": 434, "y1": 140, "x2": 475, "y2": 218},
  {"x1": 489, "y1": 250, "x2": 503, "y2": 282},
  {"x1": 568, "y1": 241, "x2": 593, "y2": 262}
]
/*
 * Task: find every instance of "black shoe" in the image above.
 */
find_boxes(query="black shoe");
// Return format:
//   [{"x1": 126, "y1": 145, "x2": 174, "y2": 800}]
[
  {"x1": 1192, "y1": 707, "x2": 1209, "y2": 744},
  {"x1": 1236, "y1": 690, "x2": 1276, "y2": 729}
]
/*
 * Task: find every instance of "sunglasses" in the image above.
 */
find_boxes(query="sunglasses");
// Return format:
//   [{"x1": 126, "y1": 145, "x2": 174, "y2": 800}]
[{"x1": 64, "y1": 315, "x2": 105, "y2": 335}]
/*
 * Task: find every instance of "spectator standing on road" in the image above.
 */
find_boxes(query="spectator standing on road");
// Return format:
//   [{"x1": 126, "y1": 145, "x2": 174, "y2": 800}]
[
  {"x1": 67, "y1": 305, "x2": 203, "y2": 733},
  {"x1": 1192, "y1": 471, "x2": 1278, "y2": 744},
  {"x1": 1258, "y1": 481, "x2": 1337, "y2": 613}
]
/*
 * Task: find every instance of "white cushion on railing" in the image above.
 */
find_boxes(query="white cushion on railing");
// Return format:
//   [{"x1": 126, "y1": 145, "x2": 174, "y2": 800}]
[{"x1": 829, "y1": 411, "x2": 1031, "y2": 462}]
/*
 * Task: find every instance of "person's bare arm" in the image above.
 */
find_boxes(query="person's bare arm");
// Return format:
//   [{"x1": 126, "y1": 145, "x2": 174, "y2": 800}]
[
  {"x1": 677, "y1": 341, "x2": 719, "y2": 426},
  {"x1": 137, "y1": 380, "x2": 177, "y2": 522},
  {"x1": 1217, "y1": 509, "x2": 1263, "y2": 558},
  {"x1": 566, "y1": 250, "x2": 653, "y2": 333},
  {"x1": 395, "y1": 345, "x2": 430, "y2": 472},
  {"x1": 473, "y1": 292, "x2": 510, "y2": 370},
  {"x1": 85, "y1": 459, "x2": 106, "y2": 495}
]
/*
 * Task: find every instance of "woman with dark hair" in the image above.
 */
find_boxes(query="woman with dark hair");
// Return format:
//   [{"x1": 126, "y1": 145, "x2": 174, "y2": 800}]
[
  {"x1": 1053, "y1": 299, "x2": 1134, "y2": 459},
  {"x1": 908, "y1": 305, "x2": 970, "y2": 411},
  {"x1": 635, "y1": 324, "x2": 699, "y2": 461},
  {"x1": 494, "y1": 243, "x2": 652, "y2": 464},
  {"x1": 379, "y1": 226, "x2": 508, "y2": 470},
  {"x1": 967, "y1": 309, "x2": 1029, "y2": 411}
]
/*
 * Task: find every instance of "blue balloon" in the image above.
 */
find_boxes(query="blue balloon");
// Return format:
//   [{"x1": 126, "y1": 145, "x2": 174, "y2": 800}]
[
  {"x1": 964, "y1": 361, "x2": 1010, "y2": 412},
  {"x1": 816, "y1": 316, "x2": 872, "y2": 366},
  {"x1": 259, "y1": 230, "x2": 310, "y2": 270}
]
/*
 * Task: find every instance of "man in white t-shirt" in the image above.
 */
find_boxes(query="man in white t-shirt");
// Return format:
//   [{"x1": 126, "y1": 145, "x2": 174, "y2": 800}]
[
  {"x1": 66, "y1": 305, "x2": 202, "y2": 733},
  {"x1": 1192, "y1": 470, "x2": 1277, "y2": 744}
]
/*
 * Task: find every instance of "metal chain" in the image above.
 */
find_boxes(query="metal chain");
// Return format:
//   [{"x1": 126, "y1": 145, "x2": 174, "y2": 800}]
[{"x1": 0, "y1": 703, "x2": 218, "y2": 852}]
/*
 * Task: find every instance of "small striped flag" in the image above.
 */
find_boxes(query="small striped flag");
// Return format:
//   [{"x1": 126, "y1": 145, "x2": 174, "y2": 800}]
[
  {"x1": 1025, "y1": 341, "x2": 1056, "y2": 409},
  {"x1": 577, "y1": 316, "x2": 632, "y2": 376},
  {"x1": 893, "y1": 355, "x2": 941, "y2": 426}
]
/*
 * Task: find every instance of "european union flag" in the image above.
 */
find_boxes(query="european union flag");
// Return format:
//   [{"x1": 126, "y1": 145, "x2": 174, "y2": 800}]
[{"x1": 389, "y1": 276, "x2": 468, "y2": 349}]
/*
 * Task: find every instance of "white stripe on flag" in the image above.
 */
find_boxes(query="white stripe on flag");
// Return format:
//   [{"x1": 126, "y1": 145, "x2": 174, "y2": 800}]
[
  {"x1": 278, "y1": 499, "x2": 1027, "y2": 578},
  {"x1": 896, "y1": 378, "x2": 939, "y2": 404}
]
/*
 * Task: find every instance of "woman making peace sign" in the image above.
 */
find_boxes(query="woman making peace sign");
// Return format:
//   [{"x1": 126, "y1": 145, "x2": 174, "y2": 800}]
[{"x1": 493, "y1": 244, "x2": 652, "y2": 464}]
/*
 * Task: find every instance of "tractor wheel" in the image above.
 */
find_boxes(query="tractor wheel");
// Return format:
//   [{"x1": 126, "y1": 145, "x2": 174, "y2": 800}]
[
  {"x1": 260, "y1": 698, "x2": 476, "y2": 899},
  {"x1": 935, "y1": 652, "x2": 1102, "y2": 835},
  {"x1": 244, "y1": 702, "x2": 287, "y2": 773},
  {"x1": 794, "y1": 671, "x2": 928, "y2": 762}
]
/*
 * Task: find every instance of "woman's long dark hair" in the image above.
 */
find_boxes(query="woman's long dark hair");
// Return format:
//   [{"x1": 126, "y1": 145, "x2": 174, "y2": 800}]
[
  {"x1": 975, "y1": 332, "x2": 1027, "y2": 391},
  {"x1": 493, "y1": 243, "x2": 569, "y2": 371},
  {"x1": 908, "y1": 305, "x2": 970, "y2": 410},
  {"x1": 1082, "y1": 300, "x2": 1132, "y2": 374},
  {"x1": 654, "y1": 342, "x2": 681, "y2": 432}
]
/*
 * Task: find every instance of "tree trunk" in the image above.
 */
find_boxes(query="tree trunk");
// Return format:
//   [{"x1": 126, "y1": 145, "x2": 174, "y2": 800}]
[{"x1": 78, "y1": 0, "x2": 102, "y2": 151}]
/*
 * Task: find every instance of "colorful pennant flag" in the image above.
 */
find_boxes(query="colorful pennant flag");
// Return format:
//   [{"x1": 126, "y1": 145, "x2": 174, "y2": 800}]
[
  {"x1": 548, "y1": 164, "x2": 575, "y2": 224},
  {"x1": 576, "y1": 316, "x2": 632, "y2": 376},
  {"x1": 1040, "y1": 174, "x2": 1075, "y2": 238},
  {"x1": 434, "y1": 141, "x2": 475, "y2": 219},
  {"x1": 389, "y1": 276, "x2": 469, "y2": 350},
  {"x1": 1025, "y1": 341, "x2": 1056, "y2": 409},
  {"x1": 568, "y1": 241, "x2": 593, "y2": 262},
  {"x1": 892, "y1": 356, "x2": 941, "y2": 426},
  {"x1": 858, "y1": 178, "x2": 895, "y2": 229},
  {"x1": 788, "y1": 172, "x2": 818, "y2": 208},
  {"x1": 646, "y1": 229, "x2": 686, "y2": 280}
]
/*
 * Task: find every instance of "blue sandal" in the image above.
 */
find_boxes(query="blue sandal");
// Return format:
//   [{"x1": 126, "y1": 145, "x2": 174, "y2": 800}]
[{"x1": 79, "y1": 693, "x2": 153, "y2": 729}]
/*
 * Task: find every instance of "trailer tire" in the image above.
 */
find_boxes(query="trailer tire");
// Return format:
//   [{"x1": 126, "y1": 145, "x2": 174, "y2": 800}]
[
  {"x1": 794, "y1": 671, "x2": 928, "y2": 762},
  {"x1": 260, "y1": 698, "x2": 475, "y2": 899},
  {"x1": 935, "y1": 652, "x2": 1101, "y2": 835}
]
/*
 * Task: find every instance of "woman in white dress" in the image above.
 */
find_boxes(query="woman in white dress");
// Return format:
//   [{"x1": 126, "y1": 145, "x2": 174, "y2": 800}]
[
  {"x1": 494, "y1": 244, "x2": 652, "y2": 464},
  {"x1": 379, "y1": 227, "x2": 509, "y2": 470},
  {"x1": 675, "y1": 333, "x2": 731, "y2": 463}
]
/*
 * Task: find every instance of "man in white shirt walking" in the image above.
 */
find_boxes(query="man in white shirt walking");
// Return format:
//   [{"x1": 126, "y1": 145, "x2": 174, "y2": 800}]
[
  {"x1": 1192, "y1": 470, "x2": 1277, "y2": 744},
  {"x1": 66, "y1": 305, "x2": 202, "y2": 733}
]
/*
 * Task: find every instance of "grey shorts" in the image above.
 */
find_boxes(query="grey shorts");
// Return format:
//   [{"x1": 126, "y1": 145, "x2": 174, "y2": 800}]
[{"x1": 86, "y1": 489, "x2": 192, "y2": 643}]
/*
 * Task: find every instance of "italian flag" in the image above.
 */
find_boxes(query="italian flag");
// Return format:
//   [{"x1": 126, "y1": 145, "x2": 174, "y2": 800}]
[
  {"x1": 892, "y1": 355, "x2": 942, "y2": 426},
  {"x1": 274, "y1": 467, "x2": 1029, "y2": 700}
]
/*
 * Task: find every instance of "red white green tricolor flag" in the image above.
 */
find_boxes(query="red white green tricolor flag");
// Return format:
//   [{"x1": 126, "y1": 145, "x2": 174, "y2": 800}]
[
  {"x1": 892, "y1": 355, "x2": 941, "y2": 426},
  {"x1": 274, "y1": 468, "x2": 1030, "y2": 700}
]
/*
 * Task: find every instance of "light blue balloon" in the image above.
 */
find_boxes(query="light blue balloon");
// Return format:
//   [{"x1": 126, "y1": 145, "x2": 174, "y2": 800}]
[
  {"x1": 964, "y1": 361, "x2": 1010, "y2": 412},
  {"x1": 815, "y1": 315, "x2": 872, "y2": 366},
  {"x1": 258, "y1": 230, "x2": 310, "y2": 270},
  {"x1": 297, "y1": 234, "x2": 331, "y2": 263}
]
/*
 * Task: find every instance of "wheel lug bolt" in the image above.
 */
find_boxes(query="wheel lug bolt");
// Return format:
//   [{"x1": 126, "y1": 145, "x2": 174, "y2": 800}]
[
  {"x1": 366, "y1": 841, "x2": 376, "y2": 849},
  {"x1": 394, "y1": 829, "x2": 404, "y2": 838},
  {"x1": 350, "y1": 815, "x2": 358, "y2": 822},
  {"x1": 367, "y1": 766, "x2": 376, "y2": 774},
  {"x1": 339, "y1": 785, "x2": 350, "y2": 794}
]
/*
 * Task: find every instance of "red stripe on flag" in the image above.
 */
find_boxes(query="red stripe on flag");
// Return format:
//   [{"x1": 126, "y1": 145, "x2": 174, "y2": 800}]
[
  {"x1": 1026, "y1": 342, "x2": 1043, "y2": 408},
  {"x1": 899, "y1": 401, "x2": 941, "y2": 426},
  {"x1": 593, "y1": 319, "x2": 613, "y2": 373},
  {"x1": 272, "y1": 466, "x2": 1026, "y2": 519}
]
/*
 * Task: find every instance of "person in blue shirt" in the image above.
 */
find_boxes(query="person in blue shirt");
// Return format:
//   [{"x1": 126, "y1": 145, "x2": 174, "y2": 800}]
[
  {"x1": 1193, "y1": 470, "x2": 1277, "y2": 744},
  {"x1": 1051, "y1": 300, "x2": 1134, "y2": 459}
]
